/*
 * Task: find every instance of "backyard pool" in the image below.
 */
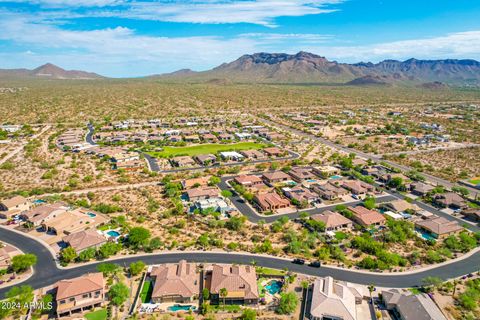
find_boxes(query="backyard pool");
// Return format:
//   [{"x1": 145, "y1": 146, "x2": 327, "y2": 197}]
[
  {"x1": 330, "y1": 175, "x2": 342, "y2": 180},
  {"x1": 106, "y1": 230, "x2": 121, "y2": 237},
  {"x1": 33, "y1": 199, "x2": 46, "y2": 204},
  {"x1": 86, "y1": 212, "x2": 97, "y2": 218},
  {"x1": 416, "y1": 230, "x2": 436, "y2": 241},
  {"x1": 168, "y1": 304, "x2": 196, "y2": 312},
  {"x1": 265, "y1": 280, "x2": 283, "y2": 295},
  {"x1": 306, "y1": 179, "x2": 317, "y2": 183}
]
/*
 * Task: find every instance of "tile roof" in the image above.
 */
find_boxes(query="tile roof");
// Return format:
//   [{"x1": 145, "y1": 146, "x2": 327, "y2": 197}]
[
  {"x1": 311, "y1": 211, "x2": 353, "y2": 229},
  {"x1": 348, "y1": 206, "x2": 385, "y2": 226},
  {"x1": 62, "y1": 229, "x2": 107, "y2": 252},
  {"x1": 415, "y1": 216, "x2": 463, "y2": 235},
  {"x1": 55, "y1": 273, "x2": 104, "y2": 301},
  {"x1": 209, "y1": 264, "x2": 259, "y2": 299},
  {"x1": 382, "y1": 289, "x2": 447, "y2": 320},
  {"x1": 1, "y1": 196, "x2": 28, "y2": 209},
  {"x1": 310, "y1": 277, "x2": 357, "y2": 320},
  {"x1": 150, "y1": 260, "x2": 199, "y2": 299}
]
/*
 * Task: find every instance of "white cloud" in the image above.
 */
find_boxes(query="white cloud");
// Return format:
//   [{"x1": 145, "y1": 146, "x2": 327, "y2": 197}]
[
  {"x1": 0, "y1": 0, "x2": 344, "y2": 27},
  {"x1": 303, "y1": 30, "x2": 480, "y2": 62},
  {"x1": 0, "y1": 14, "x2": 259, "y2": 76},
  {"x1": 0, "y1": 0, "x2": 121, "y2": 7},
  {"x1": 116, "y1": 0, "x2": 343, "y2": 27}
]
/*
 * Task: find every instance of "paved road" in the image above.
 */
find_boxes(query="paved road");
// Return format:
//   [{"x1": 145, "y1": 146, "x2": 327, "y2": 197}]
[
  {"x1": 218, "y1": 176, "x2": 395, "y2": 223},
  {"x1": 1, "y1": 226, "x2": 480, "y2": 298},
  {"x1": 85, "y1": 123, "x2": 96, "y2": 145},
  {"x1": 260, "y1": 117, "x2": 480, "y2": 199}
]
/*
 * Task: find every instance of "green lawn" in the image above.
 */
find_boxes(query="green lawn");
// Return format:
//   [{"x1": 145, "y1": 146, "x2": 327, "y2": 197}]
[
  {"x1": 468, "y1": 201, "x2": 480, "y2": 209},
  {"x1": 140, "y1": 280, "x2": 153, "y2": 303},
  {"x1": 146, "y1": 142, "x2": 267, "y2": 158},
  {"x1": 255, "y1": 266, "x2": 286, "y2": 276},
  {"x1": 468, "y1": 178, "x2": 480, "y2": 185},
  {"x1": 84, "y1": 309, "x2": 107, "y2": 320}
]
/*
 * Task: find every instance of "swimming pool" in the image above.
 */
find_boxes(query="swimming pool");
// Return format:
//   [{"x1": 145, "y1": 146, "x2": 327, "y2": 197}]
[
  {"x1": 167, "y1": 304, "x2": 196, "y2": 312},
  {"x1": 106, "y1": 230, "x2": 120, "y2": 237},
  {"x1": 416, "y1": 230, "x2": 437, "y2": 241},
  {"x1": 306, "y1": 179, "x2": 317, "y2": 183},
  {"x1": 330, "y1": 175, "x2": 342, "y2": 180},
  {"x1": 33, "y1": 199, "x2": 46, "y2": 204},
  {"x1": 265, "y1": 280, "x2": 283, "y2": 295},
  {"x1": 86, "y1": 212, "x2": 97, "y2": 218}
]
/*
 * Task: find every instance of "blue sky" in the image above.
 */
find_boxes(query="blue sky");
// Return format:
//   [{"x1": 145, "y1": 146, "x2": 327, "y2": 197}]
[{"x1": 1, "y1": 0, "x2": 480, "y2": 77}]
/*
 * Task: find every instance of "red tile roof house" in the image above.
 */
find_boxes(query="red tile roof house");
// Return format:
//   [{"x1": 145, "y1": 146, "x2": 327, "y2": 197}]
[
  {"x1": 262, "y1": 171, "x2": 291, "y2": 186},
  {"x1": 287, "y1": 167, "x2": 317, "y2": 182},
  {"x1": 254, "y1": 192, "x2": 290, "y2": 212},
  {"x1": 206, "y1": 264, "x2": 259, "y2": 305},
  {"x1": 310, "y1": 211, "x2": 354, "y2": 231},
  {"x1": 283, "y1": 186, "x2": 319, "y2": 204},
  {"x1": 312, "y1": 182, "x2": 349, "y2": 200},
  {"x1": 185, "y1": 186, "x2": 219, "y2": 202},
  {"x1": 150, "y1": 260, "x2": 200, "y2": 303},
  {"x1": 347, "y1": 206, "x2": 386, "y2": 227},
  {"x1": 54, "y1": 273, "x2": 105, "y2": 318},
  {"x1": 262, "y1": 147, "x2": 285, "y2": 157},
  {"x1": 415, "y1": 216, "x2": 463, "y2": 239},
  {"x1": 341, "y1": 180, "x2": 376, "y2": 196},
  {"x1": 233, "y1": 175, "x2": 265, "y2": 188},
  {"x1": 62, "y1": 229, "x2": 107, "y2": 253},
  {"x1": 433, "y1": 192, "x2": 467, "y2": 209}
]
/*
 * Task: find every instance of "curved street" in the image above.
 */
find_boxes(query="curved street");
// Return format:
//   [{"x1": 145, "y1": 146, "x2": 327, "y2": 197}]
[{"x1": 1, "y1": 226, "x2": 480, "y2": 298}]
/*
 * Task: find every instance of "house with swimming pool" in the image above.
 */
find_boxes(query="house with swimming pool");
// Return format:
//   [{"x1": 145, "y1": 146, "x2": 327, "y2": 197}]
[
  {"x1": 414, "y1": 216, "x2": 463, "y2": 239},
  {"x1": 62, "y1": 229, "x2": 107, "y2": 253},
  {"x1": 42, "y1": 208, "x2": 108, "y2": 236}
]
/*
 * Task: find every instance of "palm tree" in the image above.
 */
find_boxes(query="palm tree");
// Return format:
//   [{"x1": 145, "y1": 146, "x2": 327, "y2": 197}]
[
  {"x1": 368, "y1": 284, "x2": 375, "y2": 299},
  {"x1": 219, "y1": 288, "x2": 228, "y2": 309}
]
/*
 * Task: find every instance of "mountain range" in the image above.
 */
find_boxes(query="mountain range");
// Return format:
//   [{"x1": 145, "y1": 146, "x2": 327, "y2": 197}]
[
  {"x1": 1, "y1": 52, "x2": 480, "y2": 85},
  {"x1": 157, "y1": 52, "x2": 480, "y2": 86},
  {"x1": 0, "y1": 63, "x2": 103, "y2": 80}
]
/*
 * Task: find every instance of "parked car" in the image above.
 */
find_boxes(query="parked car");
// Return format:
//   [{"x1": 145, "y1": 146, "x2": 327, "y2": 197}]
[
  {"x1": 309, "y1": 261, "x2": 321, "y2": 268},
  {"x1": 292, "y1": 258, "x2": 305, "y2": 265}
]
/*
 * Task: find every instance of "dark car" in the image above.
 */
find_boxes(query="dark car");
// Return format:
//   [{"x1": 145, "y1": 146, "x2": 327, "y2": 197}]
[
  {"x1": 292, "y1": 258, "x2": 305, "y2": 265},
  {"x1": 309, "y1": 261, "x2": 321, "y2": 268}
]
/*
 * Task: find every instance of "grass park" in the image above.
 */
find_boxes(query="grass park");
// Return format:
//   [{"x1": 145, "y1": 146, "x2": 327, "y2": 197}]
[{"x1": 146, "y1": 142, "x2": 268, "y2": 158}]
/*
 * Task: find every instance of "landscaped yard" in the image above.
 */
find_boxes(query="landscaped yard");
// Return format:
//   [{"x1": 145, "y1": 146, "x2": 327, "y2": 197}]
[
  {"x1": 140, "y1": 280, "x2": 153, "y2": 303},
  {"x1": 468, "y1": 177, "x2": 480, "y2": 185},
  {"x1": 255, "y1": 266, "x2": 287, "y2": 276},
  {"x1": 146, "y1": 142, "x2": 268, "y2": 158},
  {"x1": 84, "y1": 308, "x2": 107, "y2": 320}
]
